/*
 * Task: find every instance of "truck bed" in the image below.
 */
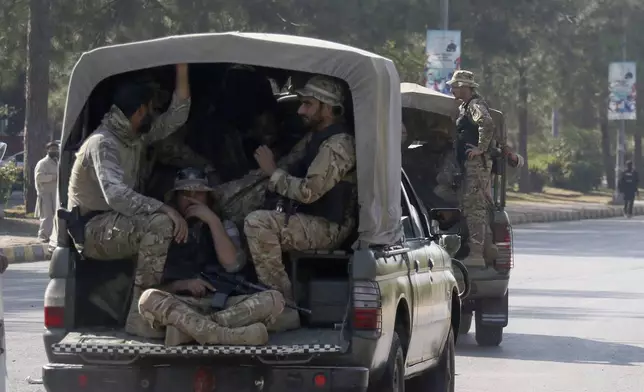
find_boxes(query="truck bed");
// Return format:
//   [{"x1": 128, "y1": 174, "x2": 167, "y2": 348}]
[{"x1": 52, "y1": 328, "x2": 348, "y2": 357}]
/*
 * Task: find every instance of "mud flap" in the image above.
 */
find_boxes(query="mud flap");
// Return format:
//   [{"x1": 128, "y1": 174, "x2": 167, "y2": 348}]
[{"x1": 476, "y1": 290, "x2": 509, "y2": 327}]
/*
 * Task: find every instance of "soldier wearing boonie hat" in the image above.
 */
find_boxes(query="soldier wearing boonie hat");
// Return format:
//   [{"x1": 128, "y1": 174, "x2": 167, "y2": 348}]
[
  {"x1": 138, "y1": 167, "x2": 286, "y2": 346},
  {"x1": 245, "y1": 74, "x2": 357, "y2": 331},
  {"x1": 446, "y1": 69, "x2": 496, "y2": 268}
]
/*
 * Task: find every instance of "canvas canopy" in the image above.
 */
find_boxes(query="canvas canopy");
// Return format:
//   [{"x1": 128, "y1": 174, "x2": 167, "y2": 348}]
[
  {"x1": 400, "y1": 82, "x2": 458, "y2": 118},
  {"x1": 59, "y1": 32, "x2": 403, "y2": 246}
]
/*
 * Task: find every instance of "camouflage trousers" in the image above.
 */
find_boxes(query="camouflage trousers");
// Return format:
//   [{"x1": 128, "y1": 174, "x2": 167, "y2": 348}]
[
  {"x1": 84, "y1": 211, "x2": 174, "y2": 338},
  {"x1": 138, "y1": 289, "x2": 284, "y2": 345},
  {"x1": 459, "y1": 158, "x2": 492, "y2": 267},
  {"x1": 244, "y1": 210, "x2": 353, "y2": 301}
]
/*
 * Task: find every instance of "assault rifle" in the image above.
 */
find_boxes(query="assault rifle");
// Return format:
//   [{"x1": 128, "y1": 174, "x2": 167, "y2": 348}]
[{"x1": 199, "y1": 271, "x2": 312, "y2": 315}]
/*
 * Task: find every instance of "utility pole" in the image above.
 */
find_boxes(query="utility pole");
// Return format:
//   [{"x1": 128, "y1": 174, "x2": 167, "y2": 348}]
[
  {"x1": 440, "y1": 0, "x2": 449, "y2": 29},
  {"x1": 612, "y1": 13, "x2": 627, "y2": 204}
]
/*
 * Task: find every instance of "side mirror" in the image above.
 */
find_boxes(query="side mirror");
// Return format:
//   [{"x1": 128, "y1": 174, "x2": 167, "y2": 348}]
[{"x1": 429, "y1": 208, "x2": 462, "y2": 236}]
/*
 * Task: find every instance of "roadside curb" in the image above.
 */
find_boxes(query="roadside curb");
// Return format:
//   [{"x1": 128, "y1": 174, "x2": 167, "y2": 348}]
[
  {"x1": 508, "y1": 205, "x2": 644, "y2": 226},
  {"x1": 0, "y1": 243, "x2": 51, "y2": 264}
]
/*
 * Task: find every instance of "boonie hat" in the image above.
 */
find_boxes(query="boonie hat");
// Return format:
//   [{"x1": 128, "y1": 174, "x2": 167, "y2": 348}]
[
  {"x1": 446, "y1": 70, "x2": 479, "y2": 88},
  {"x1": 164, "y1": 167, "x2": 216, "y2": 203}
]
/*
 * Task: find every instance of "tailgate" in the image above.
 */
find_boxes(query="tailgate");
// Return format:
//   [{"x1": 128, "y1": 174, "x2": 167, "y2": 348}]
[{"x1": 51, "y1": 328, "x2": 348, "y2": 358}]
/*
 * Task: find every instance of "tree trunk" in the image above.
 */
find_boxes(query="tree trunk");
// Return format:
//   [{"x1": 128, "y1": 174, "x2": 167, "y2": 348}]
[
  {"x1": 23, "y1": 0, "x2": 51, "y2": 213},
  {"x1": 600, "y1": 116, "x2": 614, "y2": 189},
  {"x1": 517, "y1": 65, "x2": 530, "y2": 193}
]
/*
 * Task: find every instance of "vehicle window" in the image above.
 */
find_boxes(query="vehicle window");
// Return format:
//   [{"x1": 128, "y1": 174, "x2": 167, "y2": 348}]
[
  {"x1": 401, "y1": 184, "x2": 423, "y2": 240},
  {"x1": 402, "y1": 174, "x2": 430, "y2": 239}
]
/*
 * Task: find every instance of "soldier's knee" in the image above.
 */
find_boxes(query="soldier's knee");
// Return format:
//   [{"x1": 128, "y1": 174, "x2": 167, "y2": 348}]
[
  {"x1": 147, "y1": 213, "x2": 174, "y2": 237},
  {"x1": 138, "y1": 288, "x2": 168, "y2": 312},
  {"x1": 244, "y1": 210, "x2": 274, "y2": 236}
]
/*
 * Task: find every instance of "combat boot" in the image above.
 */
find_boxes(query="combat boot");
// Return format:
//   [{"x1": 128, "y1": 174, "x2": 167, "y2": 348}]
[
  {"x1": 266, "y1": 307, "x2": 300, "y2": 332},
  {"x1": 138, "y1": 289, "x2": 268, "y2": 345},
  {"x1": 211, "y1": 291, "x2": 285, "y2": 328},
  {"x1": 165, "y1": 326, "x2": 194, "y2": 346},
  {"x1": 125, "y1": 286, "x2": 166, "y2": 339}
]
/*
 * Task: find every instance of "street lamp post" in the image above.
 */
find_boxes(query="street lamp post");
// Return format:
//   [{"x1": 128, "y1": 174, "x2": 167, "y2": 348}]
[
  {"x1": 440, "y1": 0, "x2": 449, "y2": 30},
  {"x1": 612, "y1": 15, "x2": 627, "y2": 205}
]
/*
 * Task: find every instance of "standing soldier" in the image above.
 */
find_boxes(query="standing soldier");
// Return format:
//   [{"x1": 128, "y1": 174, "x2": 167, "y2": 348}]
[
  {"x1": 67, "y1": 64, "x2": 191, "y2": 339},
  {"x1": 619, "y1": 160, "x2": 639, "y2": 218},
  {"x1": 34, "y1": 141, "x2": 60, "y2": 242},
  {"x1": 446, "y1": 70, "x2": 495, "y2": 267},
  {"x1": 245, "y1": 75, "x2": 357, "y2": 331}
]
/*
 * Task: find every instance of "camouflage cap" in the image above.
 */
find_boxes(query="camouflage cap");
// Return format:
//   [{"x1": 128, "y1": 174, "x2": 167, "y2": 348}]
[
  {"x1": 295, "y1": 75, "x2": 345, "y2": 107},
  {"x1": 446, "y1": 70, "x2": 479, "y2": 88},
  {"x1": 164, "y1": 167, "x2": 215, "y2": 203}
]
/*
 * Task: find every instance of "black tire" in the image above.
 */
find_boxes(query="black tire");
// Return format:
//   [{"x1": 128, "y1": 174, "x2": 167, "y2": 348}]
[
  {"x1": 458, "y1": 312, "x2": 472, "y2": 335},
  {"x1": 406, "y1": 328, "x2": 455, "y2": 392},
  {"x1": 475, "y1": 323, "x2": 503, "y2": 347},
  {"x1": 369, "y1": 331, "x2": 405, "y2": 392}
]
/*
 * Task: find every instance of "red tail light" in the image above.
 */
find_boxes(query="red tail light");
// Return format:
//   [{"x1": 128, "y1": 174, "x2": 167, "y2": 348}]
[
  {"x1": 44, "y1": 306, "x2": 65, "y2": 328},
  {"x1": 494, "y1": 224, "x2": 514, "y2": 269},
  {"x1": 353, "y1": 281, "x2": 382, "y2": 331}
]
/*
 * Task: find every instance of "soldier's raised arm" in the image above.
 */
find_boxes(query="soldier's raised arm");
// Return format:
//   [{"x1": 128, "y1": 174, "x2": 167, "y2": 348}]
[
  {"x1": 143, "y1": 64, "x2": 191, "y2": 145},
  {"x1": 88, "y1": 135, "x2": 163, "y2": 216},
  {"x1": 268, "y1": 133, "x2": 356, "y2": 204}
]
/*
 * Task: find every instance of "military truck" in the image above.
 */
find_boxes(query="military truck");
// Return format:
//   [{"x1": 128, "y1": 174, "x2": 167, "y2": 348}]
[
  {"x1": 42, "y1": 33, "x2": 466, "y2": 392},
  {"x1": 401, "y1": 83, "x2": 514, "y2": 347}
]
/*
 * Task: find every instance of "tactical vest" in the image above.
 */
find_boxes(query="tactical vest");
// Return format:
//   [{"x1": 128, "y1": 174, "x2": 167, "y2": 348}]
[
  {"x1": 162, "y1": 218, "x2": 215, "y2": 283},
  {"x1": 621, "y1": 171, "x2": 637, "y2": 194},
  {"x1": 455, "y1": 97, "x2": 480, "y2": 165},
  {"x1": 265, "y1": 123, "x2": 355, "y2": 225}
]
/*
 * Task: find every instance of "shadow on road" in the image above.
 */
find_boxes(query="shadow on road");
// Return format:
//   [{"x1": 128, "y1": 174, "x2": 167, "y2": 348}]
[
  {"x1": 514, "y1": 218, "x2": 644, "y2": 259},
  {"x1": 510, "y1": 305, "x2": 644, "y2": 321},
  {"x1": 511, "y1": 288, "x2": 644, "y2": 300},
  {"x1": 456, "y1": 333, "x2": 644, "y2": 366}
]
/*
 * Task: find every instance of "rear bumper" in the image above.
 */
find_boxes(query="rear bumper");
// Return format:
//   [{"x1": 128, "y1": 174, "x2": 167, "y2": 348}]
[{"x1": 43, "y1": 362, "x2": 369, "y2": 392}]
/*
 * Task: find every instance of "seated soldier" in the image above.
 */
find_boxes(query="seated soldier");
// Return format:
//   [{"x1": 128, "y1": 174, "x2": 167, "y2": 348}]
[
  {"x1": 244, "y1": 75, "x2": 358, "y2": 331},
  {"x1": 71, "y1": 64, "x2": 191, "y2": 339},
  {"x1": 138, "y1": 168, "x2": 285, "y2": 346}
]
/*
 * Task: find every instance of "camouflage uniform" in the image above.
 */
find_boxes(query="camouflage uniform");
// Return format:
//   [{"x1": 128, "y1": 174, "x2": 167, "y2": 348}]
[
  {"x1": 447, "y1": 71, "x2": 496, "y2": 267},
  {"x1": 67, "y1": 92, "x2": 190, "y2": 338},
  {"x1": 244, "y1": 76, "x2": 357, "y2": 331},
  {"x1": 137, "y1": 169, "x2": 285, "y2": 345}
]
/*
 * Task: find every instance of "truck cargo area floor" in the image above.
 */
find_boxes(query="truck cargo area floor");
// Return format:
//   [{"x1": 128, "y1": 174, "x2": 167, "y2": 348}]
[{"x1": 51, "y1": 328, "x2": 348, "y2": 356}]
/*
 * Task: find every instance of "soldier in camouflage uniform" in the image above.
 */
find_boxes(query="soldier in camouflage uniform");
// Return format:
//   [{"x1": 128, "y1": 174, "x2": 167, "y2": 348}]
[
  {"x1": 138, "y1": 168, "x2": 285, "y2": 345},
  {"x1": 245, "y1": 75, "x2": 357, "y2": 331},
  {"x1": 67, "y1": 64, "x2": 192, "y2": 339},
  {"x1": 446, "y1": 70, "x2": 495, "y2": 267}
]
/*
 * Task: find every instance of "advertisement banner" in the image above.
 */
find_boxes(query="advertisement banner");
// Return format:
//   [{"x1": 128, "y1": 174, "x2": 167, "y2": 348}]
[
  {"x1": 608, "y1": 62, "x2": 636, "y2": 120},
  {"x1": 424, "y1": 30, "x2": 461, "y2": 95}
]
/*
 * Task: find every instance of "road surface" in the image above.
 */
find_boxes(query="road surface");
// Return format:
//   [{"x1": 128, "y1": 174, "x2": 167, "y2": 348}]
[
  {"x1": 457, "y1": 216, "x2": 644, "y2": 392},
  {"x1": 3, "y1": 217, "x2": 644, "y2": 391}
]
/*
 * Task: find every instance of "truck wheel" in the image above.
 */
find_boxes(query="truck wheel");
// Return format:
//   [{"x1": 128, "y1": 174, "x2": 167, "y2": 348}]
[
  {"x1": 458, "y1": 312, "x2": 472, "y2": 335},
  {"x1": 406, "y1": 328, "x2": 455, "y2": 392},
  {"x1": 369, "y1": 331, "x2": 405, "y2": 392},
  {"x1": 475, "y1": 323, "x2": 503, "y2": 347}
]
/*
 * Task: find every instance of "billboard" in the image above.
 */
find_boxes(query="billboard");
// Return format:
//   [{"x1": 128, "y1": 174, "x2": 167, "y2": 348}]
[
  {"x1": 424, "y1": 30, "x2": 461, "y2": 95},
  {"x1": 608, "y1": 62, "x2": 636, "y2": 120}
]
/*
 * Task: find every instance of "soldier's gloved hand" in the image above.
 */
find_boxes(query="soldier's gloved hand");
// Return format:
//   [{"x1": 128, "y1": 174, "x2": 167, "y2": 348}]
[
  {"x1": 184, "y1": 198, "x2": 219, "y2": 225},
  {"x1": 174, "y1": 279, "x2": 215, "y2": 297},
  {"x1": 160, "y1": 204, "x2": 189, "y2": 243},
  {"x1": 465, "y1": 143, "x2": 484, "y2": 159}
]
